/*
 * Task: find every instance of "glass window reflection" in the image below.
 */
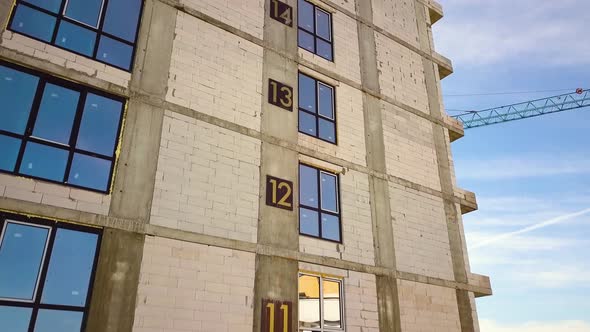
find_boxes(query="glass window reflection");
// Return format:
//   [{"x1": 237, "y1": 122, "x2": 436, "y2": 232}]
[
  {"x1": 68, "y1": 154, "x2": 111, "y2": 191},
  {"x1": 97, "y1": 36, "x2": 133, "y2": 70},
  {"x1": 299, "y1": 275, "x2": 321, "y2": 329},
  {"x1": 0, "y1": 222, "x2": 49, "y2": 300},
  {"x1": 298, "y1": 73, "x2": 336, "y2": 144},
  {"x1": 19, "y1": 143, "x2": 68, "y2": 182},
  {"x1": 33, "y1": 84, "x2": 79, "y2": 144},
  {"x1": 0, "y1": 306, "x2": 32, "y2": 332},
  {"x1": 0, "y1": 65, "x2": 39, "y2": 135},
  {"x1": 23, "y1": 0, "x2": 62, "y2": 13},
  {"x1": 0, "y1": 135, "x2": 22, "y2": 172},
  {"x1": 55, "y1": 21, "x2": 96, "y2": 56},
  {"x1": 320, "y1": 172, "x2": 338, "y2": 212},
  {"x1": 323, "y1": 280, "x2": 342, "y2": 328},
  {"x1": 11, "y1": 5, "x2": 56, "y2": 42},
  {"x1": 42, "y1": 229, "x2": 98, "y2": 306},
  {"x1": 0, "y1": 63, "x2": 124, "y2": 192},
  {"x1": 64, "y1": 0, "x2": 103, "y2": 27},
  {"x1": 76, "y1": 93, "x2": 123, "y2": 156},
  {"x1": 34, "y1": 309, "x2": 83, "y2": 332},
  {"x1": 297, "y1": 0, "x2": 333, "y2": 61},
  {"x1": 300, "y1": 208, "x2": 319, "y2": 237},
  {"x1": 102, "y1": 0, "x2": 141, "y2": 42},
  {"x1": 300, "y1": 165, "x2": 318, "y2": 208}
]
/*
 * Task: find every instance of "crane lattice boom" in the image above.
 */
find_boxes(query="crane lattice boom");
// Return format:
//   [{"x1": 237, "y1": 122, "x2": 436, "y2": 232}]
[{"x1": 452, "y1": 89, "x2": 590, "y2": 129}]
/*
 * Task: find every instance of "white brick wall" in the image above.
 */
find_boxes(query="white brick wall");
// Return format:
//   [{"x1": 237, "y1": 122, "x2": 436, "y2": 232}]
[
  {"x1": 382, "y1": 102, "x2": 441, "y2": 191},
  {"x1": 167, "y1": 13, "x2": 263, "y2": 131},
  {"x1": 1, "y1": 31, "x2": 131, "y2": 87},
  {"x1": 180, "y1": 0, "x2": 264, "y2": 39},
  {"x1": 134, "y1": 237, "x2": 255, "y2": 332},
  {"x1": 375, "y1": 31, "x2": 429, "y2": 114},
  {"x1": 372, "y1": 0, "x2": 420, "y2": 49},
  {"x1": 151, "y1": 111, "x2": 261, "y2": 243},
  {"x1": 299, "y1": 169, "x2": 374, "y2": 266},
  {"x1": 298, "y1": 83, "x2": 366, "y2": 167},
  {"x1": 398, "y1": 280, "x2": 461, "y2": 332},
  {"x1": 0, "y1": 174, "x2": 111, "y2": 215},
  {"x1": 390, "y1": 183, "x2": 454, "y2": 280},
  {"x1": 345, "y1": 271, "x2": 380, "y2": 332},
  {"x1": 299, "y1": 12, "x2": 361, "y2": 85}
]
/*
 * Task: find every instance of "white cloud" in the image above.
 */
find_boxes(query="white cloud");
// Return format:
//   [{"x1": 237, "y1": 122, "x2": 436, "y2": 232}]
[
  {"x1": 456, "y1": 156, "x2": 590, "y2": 180},
  {"x1": 470, "y1": 207, "x2": 590, "y2": 249},
  {"x1": 467, "y1": 232, "x2": 584, "y2": 252},
  {"x1": 480, "y1": 319, "x2": 590, "y2": 332},
  {"x1": 434, "y1": 0, "x2": 590, "y2": 67},
  {"x1": 513, "y1": 266, "x2": 590, "y2": 288}
]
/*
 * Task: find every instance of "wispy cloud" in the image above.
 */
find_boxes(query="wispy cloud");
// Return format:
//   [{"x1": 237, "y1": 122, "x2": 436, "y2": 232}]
[
  {"x1": 468, "y1": 232, "x2": 584, "y2": 252},
  {"x1": 471, "y1": 207, "x2": 590, "y2": 249},
  {"x1": 480, "y1": 319, "x2": 590, "y2": 332},
  {"x1": 513, "y1": 266, "x2": 590, "y2": 288},
  {"x1": 434, "y1": 0, "x2": 590, "y2": 67},
  {"x1": 456, "y1": 156, "x2": 590, "y2": 180}
]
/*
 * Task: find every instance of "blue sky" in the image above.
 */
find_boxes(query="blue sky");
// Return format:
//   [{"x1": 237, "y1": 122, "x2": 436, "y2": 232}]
[{"x1": 433, "y1": 1, "x2": 590, "y2": 331}]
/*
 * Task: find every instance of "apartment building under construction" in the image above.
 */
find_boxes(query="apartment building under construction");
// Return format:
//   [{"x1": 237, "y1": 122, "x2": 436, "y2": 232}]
[{"x1": 0, "y1": 0, "x2": 491, "y2": 331}]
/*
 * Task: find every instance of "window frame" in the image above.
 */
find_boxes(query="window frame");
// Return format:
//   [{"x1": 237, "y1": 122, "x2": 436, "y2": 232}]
[
  {"x1": 298, "y1": 163, "x2": 342, "y2": 243},
  {"x1": 298, "y1": 72, "x2": 337, "y2": 145},
  {"x1": 297, "y1": 0, "x2": 335, "y2": 62},
  {"x1": 0, "y1": 60, "x2": 126, "y2": 194},
  {"x1": 7, "y1": 0, "x2": 145, "y2": 71},
  {"x1": 298, "y1": 272, "x2": 345, "y2": 332},
  {"x1": 0, "y1": 212, "x2": 102, "y2": 332}
]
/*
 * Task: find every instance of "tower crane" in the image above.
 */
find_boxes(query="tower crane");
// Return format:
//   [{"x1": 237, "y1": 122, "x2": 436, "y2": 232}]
[{"x1": 451, "y1": 89, "x2": 590, "y2": 129}]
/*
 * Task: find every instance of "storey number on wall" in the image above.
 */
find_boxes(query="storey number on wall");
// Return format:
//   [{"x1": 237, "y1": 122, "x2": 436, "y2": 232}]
[
  {"x1": 269, "y1": 79, "x2": 294, "y2": 112},
  {"x1": 270, "y1": 0, "x2": 293, "y2": 26},
  {"x1": 266, "y1": 175, "x2": 294, "y2": 210},
  {"x1": 262, "y1": 299, "x2": 293, "y2": 332}
]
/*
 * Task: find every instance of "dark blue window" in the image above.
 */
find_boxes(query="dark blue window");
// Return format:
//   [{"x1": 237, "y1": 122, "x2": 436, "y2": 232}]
[
  {"x1": 102, "y1": 0, "x2": 142, "y2": 43},
  {"x1": 55, "y1": 21, "x2": 97, "y2": 56},
  {"x1": 9, "y1": 0, "x2": 144, "y2": 71},
  {"x1": 0, "y1": 214, "x2": 100, "y2": 332},
  {"x1": 298, "y1": 0, "x2": 333, "y2": 61},
  {"x1": 0, "y1": 66, "x2": 38, "y2": 135},
  {"x1": 10, "y1": 5, "x2": 56, "y2": 42},
  {"x1": 64, "y1": 0, "x2": 103, "y2": 27},
  {"x1": 0, "y1": 62, "x2": 125, "y2": 193},
  {"x1": 299, "y1": 164, "x2": 341, "y2": 242},
  {"x1": 298, "y1": 73, "x2": 336, "y2": 144}
]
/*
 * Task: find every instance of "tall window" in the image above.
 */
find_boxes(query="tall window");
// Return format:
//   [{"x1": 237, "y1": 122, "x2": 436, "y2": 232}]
[
  {"x1": 0, "y1": 62, "x2": 125, "y2": 193},
  {"x1": 0, "y1": 213, "x2": 101, "y2": 332},
  {"x1": 299, "y1": 273, "x2": 344, "y2": 331},
  {"x1": 8, "y1": 0, "x2": 143, "y2": 71},
  {"x1": 299, "y1": 164, "x2": 341, "y2": 242},
  {"x1": 298, "y1": 73, "x2": 336, "y2": 144},
  {"x1": 298, "y1": 0, "x2": 333, "y2": 61}
]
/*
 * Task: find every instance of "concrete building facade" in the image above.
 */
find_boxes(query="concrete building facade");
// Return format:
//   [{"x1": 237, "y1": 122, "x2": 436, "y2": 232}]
[{"x1": 0, "y1": 0, "x2": 491, "y2": 331}]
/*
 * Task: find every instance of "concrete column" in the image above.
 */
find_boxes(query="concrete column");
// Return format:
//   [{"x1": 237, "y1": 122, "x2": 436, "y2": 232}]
[
  {"x1": 0, "y1": 0, "x2": 12, "y2": 36},
  {"x1": 90, "y1": 2, "x2": 177, "y2": 331},
  {"x1": 109, "y1": 0, "x2": 176, "y2": 222},
  {"x1": 85, "y1": 229, "x2": 144, "y2": 332},
  {"x1": 253, "y1": 0, "x2": 300, "y2": 331},
  {"x1": 414, "y1": 3, "x2": 477, "y2": 331},
  {"x1": 356, "y1": 1, "x2": 402, "y2": 331}
]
